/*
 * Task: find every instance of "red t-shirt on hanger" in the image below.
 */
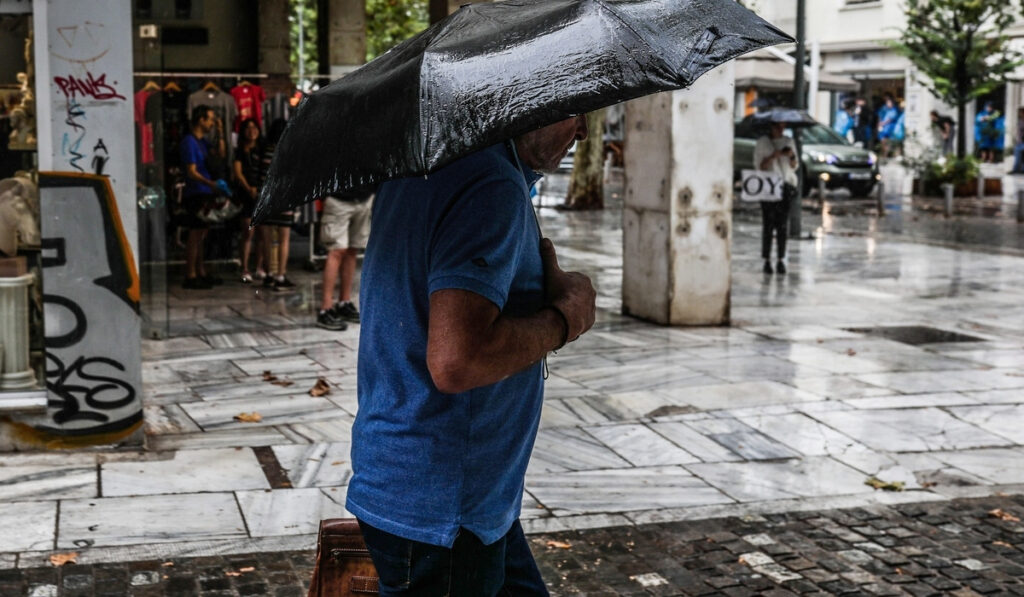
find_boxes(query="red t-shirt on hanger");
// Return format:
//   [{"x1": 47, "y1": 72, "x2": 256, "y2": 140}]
[{"x1": 230, "y1": 83, "x2": 266, "y2": 132}]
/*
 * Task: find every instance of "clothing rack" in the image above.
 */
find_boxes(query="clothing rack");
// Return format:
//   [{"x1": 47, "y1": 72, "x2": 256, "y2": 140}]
[{"x1": 133, "y1": 71, "x2": 270, "y2": 79}]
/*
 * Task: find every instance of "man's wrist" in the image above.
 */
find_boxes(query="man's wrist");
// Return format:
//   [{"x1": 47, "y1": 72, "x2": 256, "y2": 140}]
[{"x1": 544, "y1": 305, "x2": 570, "y2": 351}]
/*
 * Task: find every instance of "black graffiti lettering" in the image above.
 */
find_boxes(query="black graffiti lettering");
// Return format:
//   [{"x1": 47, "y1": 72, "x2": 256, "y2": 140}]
[
  {"x1": 45, "y1": 353, "x2": 133, "y2": 424},
  {"x1": 42, "y1": 294, "x2": 87, "y2": 348},
  {"x1": 92, "y1": 138, "x2": 110, "y2": 175},
  {"x1": 742, "y1": 176, "x2": 764, "y2": 195}
]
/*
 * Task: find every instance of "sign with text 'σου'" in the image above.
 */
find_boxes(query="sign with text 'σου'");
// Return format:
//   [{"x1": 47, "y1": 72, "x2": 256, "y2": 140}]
[{"x1": 740, "y1": 170, "x2": 783, "y2": 202}]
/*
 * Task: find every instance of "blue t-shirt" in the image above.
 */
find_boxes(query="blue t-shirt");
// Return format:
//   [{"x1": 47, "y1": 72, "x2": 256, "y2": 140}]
[
  {"x1": 347, "y1": 143, "x2": 545, "y2": 548},
  {"x1": 877, "y1": 105, "x2": 899, "y2": 139},
  {"x1": 180, "y1": 134, "x2": 213, "y2": 196}
]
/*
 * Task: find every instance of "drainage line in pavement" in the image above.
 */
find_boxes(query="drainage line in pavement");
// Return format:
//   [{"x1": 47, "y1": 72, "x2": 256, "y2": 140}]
[{"x1": 253, "y1": 446, "x2": 293, "y2": 489}]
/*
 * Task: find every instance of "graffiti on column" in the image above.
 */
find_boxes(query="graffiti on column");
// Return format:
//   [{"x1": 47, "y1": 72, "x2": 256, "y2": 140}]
[
  {"x1": 37, "y1": 172, "x2": 142, "y2": 437},
  {"x1": 50, "y1": 21, "x2": 126, "y2": 176}
]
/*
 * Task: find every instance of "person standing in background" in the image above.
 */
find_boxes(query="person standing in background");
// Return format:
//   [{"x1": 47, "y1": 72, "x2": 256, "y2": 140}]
[
  {"x1": 260, "y1": 119, "x2": 296, "y2": 291},
  {"x1": 753, "y1": 121, "x2": 798, "y2": 275},
  {"x1": 180, "y1": 105, "x2": 227, "y2": 290},
  {"x1": 316, "y1": 187, "x2": 374, "y2": 330},
  {"x1": 232, "y1": 118, "x2": 264, "y2": 284}
]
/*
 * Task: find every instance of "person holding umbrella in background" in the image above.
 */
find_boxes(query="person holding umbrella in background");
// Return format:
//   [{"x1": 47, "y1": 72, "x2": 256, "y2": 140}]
[
  {"x1": 252, "y1": 0, "x2": 790, "y2": 592},
  {"x1": 753, "y1": 121, "x2": 798, "y2": 275}
]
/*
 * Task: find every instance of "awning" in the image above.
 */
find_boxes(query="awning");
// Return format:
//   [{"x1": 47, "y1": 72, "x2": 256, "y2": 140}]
[{"x1": 734, "y1": 54, "x2": 860, "y2": 93}]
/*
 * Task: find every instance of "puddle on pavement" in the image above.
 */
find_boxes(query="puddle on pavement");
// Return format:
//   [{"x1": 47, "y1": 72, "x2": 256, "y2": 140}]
[{"x1": 844, "y1": 325, "x2": 987, "y2": 346}]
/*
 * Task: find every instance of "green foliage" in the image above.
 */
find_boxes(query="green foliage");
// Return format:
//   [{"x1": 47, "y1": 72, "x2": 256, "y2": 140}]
[
  {"x1": 366, "y1": 0, "x2": 428, "y2": 61},
  {"x1": 923, "y1": 155, "x2": 980, "y2": 194},
  {"x1": 289, "y1": 0, "x2": 319, "y2": 83},
  {"x1": 887, "y1": 0, "x2": 1024, "y2": 157}
]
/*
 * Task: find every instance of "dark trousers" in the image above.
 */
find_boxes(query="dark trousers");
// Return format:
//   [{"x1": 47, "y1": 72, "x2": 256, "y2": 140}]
[
  {"x1": 760, "y1": 184, "x2": 795, "y2": 261},
  {"x1": 358, "y1": 519, "x2": 549, "y2": 596}
]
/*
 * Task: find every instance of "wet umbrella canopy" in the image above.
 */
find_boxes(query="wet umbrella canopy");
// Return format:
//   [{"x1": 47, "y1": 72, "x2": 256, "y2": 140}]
[
  {"x1": 749, "y1": 106, "x2": 818, "y2": 129},
  {"x1": 254, "y1": 0, "x2": 791, "y2": 222}
]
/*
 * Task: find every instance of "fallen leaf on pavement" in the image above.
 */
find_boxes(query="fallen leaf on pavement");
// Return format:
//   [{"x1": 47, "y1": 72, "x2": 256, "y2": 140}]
[
  {"x1": 993, "y1": 541, "x2": 1013, "y2": 548},
  {"x1": 239, "y1": 566, "x2": 255, "y2": 573},
  {"x1": 49, "y1": 552, "x2": 78, "y2": 566},
  {"x1": 262, "y1": 371, "x2": 277, "y2": 382},
  {"x1": 988, "y1": 509, "x2": 1020, "y2": 522},
  {"x1": 309, "y1": 378, "x2": 331, "y2": 397},
  {"x1": 546, "y1": 540, "x2": 571, "y2": 549},
  {"x1": 162, "y1": 562, "x2": 174, "y2": 567},
  {"x1": 225, "y1": 571, "x2": 242, "y2": 577},
  {"x1": 846, "y1": 348, "x2": 857, "y2": 356},
  {"x1": 865, "y1": 477, "x2": 905, "y2": 492},
  {"x1": 234, "y1": 412, "x2": 263, "y2": 423},
  {"x1": 270, "y1": 379, "x2": 294, "y2": 387}
]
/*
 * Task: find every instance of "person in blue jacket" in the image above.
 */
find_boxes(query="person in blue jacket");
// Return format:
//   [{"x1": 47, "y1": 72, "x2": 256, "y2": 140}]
[
  {"x1": 976, "y1": 101, "x2": 1001, "y2": 163},
  {"x1": 833, "y1": 100, "x2": 854, "y2": 142},
  {"x1": 876, "y1": 94, "x2": 899, "y2": 157}
]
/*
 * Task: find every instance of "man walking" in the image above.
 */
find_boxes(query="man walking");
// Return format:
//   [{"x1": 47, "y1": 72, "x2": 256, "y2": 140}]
[
  {"x1": 315, "y1": 188, "x2": 373, "y2": 330},
  {"x1": 753, "y1": 121, "x2": 798, "y2": 275},
  {"x1": 346, "y1": 116, "x2": 597, "y2": 595}
]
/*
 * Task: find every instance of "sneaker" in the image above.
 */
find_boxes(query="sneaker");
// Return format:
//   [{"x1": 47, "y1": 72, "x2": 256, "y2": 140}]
[
  {"x1": 263, "y1": 275, "x2": 275, "y2": 288},
  {"x1": 273, "y1": 276, "x2": 296, "y2": 291},
  {"x1": 183, "y1": 276, "x2": 213, "y2": 290},
  {"x1": 201, "y1": 275, "x2": 223, "y2": 286},
  {"x1": 332, "y1": 301, "x2": 360, "y2": 323},
  {"x1": 762, "y1": 260, "x2": 773, "y2": 275},
  {"x1": 776, "y1": 261, "x2": 787, "y2": 274},
  {"x1": 254, "y1": 269, "x2": 268, "y2": 280},
  {"x1": 241, "y1": 272, "x2": 253, "y2": 284},
  {"x1": 316, "y1": 309, "x2": 348, "y2": 331}
]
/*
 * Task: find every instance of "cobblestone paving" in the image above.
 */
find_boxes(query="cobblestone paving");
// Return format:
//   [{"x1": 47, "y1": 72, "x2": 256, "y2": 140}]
[{"x1": 4, "y1": 496, "x2": 1023, "y2": 596}]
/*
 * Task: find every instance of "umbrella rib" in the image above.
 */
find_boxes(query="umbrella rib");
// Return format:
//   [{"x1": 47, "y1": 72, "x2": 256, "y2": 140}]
[{"x1": 591, "y1": 0, "x2": 673, "y2": 75}]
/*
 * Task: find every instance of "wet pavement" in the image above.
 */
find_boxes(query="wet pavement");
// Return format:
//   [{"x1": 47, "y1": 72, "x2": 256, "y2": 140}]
[
  {"x1": 2, "y1": 166, "x2": 1023, "y2": 595},
  {"x1": 4, "y1": 495, "x2": 1024, "y2": 596}
]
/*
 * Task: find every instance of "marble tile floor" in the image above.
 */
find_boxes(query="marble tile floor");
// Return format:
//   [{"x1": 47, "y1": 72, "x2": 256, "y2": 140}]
[{"x1": 3, "y1": 200, "x2": 1024, "y2": 567}]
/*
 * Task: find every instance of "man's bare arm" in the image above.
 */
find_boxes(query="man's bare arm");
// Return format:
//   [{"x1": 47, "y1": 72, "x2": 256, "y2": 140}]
[
  {"x1": 185, "y1": 163, "x2": 219, "y2": 189},
  {"x1": 426, "y1": 238, "x2": 596, "y2": 394}
]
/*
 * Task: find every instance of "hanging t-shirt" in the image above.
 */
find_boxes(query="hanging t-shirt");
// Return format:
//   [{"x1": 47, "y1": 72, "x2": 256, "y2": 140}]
[
  {"x1": 134, "y1": 89, "x2": 156, "y2": 165},
  {"x1": 230, "y1": 83, "x2": 266, "y2": 132}
]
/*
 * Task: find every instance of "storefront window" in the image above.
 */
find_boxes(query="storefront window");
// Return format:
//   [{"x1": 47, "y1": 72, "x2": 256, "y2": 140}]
[{"x1": 0, "y1": 10, "x2": 44, "y2": 396}]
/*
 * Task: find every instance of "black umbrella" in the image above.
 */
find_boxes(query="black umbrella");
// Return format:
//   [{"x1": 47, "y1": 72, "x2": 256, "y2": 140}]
[{"x1": 254, "y1": 0, "x2": 791, "y2": 222}]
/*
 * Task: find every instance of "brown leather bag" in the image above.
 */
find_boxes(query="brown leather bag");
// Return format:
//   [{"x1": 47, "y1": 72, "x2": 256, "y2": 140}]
[{"x1": 307, "y1": 519, "x2": 380, "y2": 596}]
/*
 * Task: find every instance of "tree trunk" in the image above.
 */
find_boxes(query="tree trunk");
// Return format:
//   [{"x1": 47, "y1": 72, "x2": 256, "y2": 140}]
[
  {"x1": 563, "y1": 108, "x2": 607, "y2": 210},
  {"x1": 957, "y1": 101, "x2": 967, "y2": 159}
]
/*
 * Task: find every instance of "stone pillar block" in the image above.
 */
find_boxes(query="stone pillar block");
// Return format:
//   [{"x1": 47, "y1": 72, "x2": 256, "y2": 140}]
[{"x1": 623, "y1": 63, "x2": 734, "y2": 326}]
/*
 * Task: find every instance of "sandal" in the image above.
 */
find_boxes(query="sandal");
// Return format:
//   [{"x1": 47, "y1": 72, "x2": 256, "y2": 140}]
[{"x1": 241, "y1": 272, "x2": 253, "y2": 284}]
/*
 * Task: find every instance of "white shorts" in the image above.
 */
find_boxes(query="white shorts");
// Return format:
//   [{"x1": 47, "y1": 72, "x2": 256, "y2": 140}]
[{"x1": 320, "y1": 196, "x2": 372, "y2": 251}]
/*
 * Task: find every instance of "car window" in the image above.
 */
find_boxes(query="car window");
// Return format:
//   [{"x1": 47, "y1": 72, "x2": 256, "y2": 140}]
[
  {"x1": 798, "y1": 124, "x2": 848, "y2": 145},
  {"x1": 735, "y1": 119, "x2": 757, "y2": 139}
]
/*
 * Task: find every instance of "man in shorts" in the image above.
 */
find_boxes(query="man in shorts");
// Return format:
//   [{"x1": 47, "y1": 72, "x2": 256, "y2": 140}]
[{"x1": 316, "y1": 187, "x2": 373, "y2": 330}]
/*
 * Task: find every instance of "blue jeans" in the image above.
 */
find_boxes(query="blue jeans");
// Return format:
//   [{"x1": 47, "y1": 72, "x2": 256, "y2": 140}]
[{"x1": 357, "y1": 519, "x2": 549, "y2": 596}]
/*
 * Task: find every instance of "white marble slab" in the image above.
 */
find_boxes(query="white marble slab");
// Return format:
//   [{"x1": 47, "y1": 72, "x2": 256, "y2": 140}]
[
  {"x1": 583, "y1": 424, "x2": 701, "y2": 466},
  {"x1": 145, "y1": 427, "x2": 292, "y2": 451},
  {"x1": 931, "y1": 448, "x2": 1024, "y2": 484},
  {"x1": 686, "y1": 456, "x2": 876, "y2": 502},
  {"x1": 944, "y1": 348, "x2": 1024, "y2": 369},
  {"x1": 166, "y1": 359, "x2": 247, "y2": 383},
  {"x1": 181, "y1": 394, "x2": 341, "y2": 430},
  {"x1": 58, "y1": 493, "x2": 247, "y2": 548},
  {"x1": 745, "y1": 325, "x2": 863, "y2": 341},
  {"x1": 232, "y1": 355, "x2": 326, "y2": 376},
  {"x1": 647, "y1": 421, "x2": 744, "y2": 463},
  {"x1": 685, "y1": 355, "x2": 829, "y2": 383},
  {"x1": 270, "y1": 326, "x2": 362, "y2": 345},
  {"x1": 141, "y1": 336, "x2": 213, "y2": 360},
  {"x1": 286, "y1": 415, "x2": 355, "y2": 442},
  {"x1": 0, "y1": 500, "x2": 56, "y2": 551},
  {"x1": 102, "y1": 448, "x2": 269, "y2": 496},
  {"x1": 272, "y1": 442, "x2": 352, "y2": 488},
  {"x1": 527, "y1": 466, "x2": 732, "y2": 514},
  {"x1": 527, "y1": 427, "x2": 631, "y2": 473},
  {"x1": 143, "y1": 404, "x2": 202, "y2": 435},
  {"x1": 946, "y1": 404, "x2": 1024, "y2": 443},
  {"x1": 777, "y1": 345, "x2": 890, "y2": 375},
  {"x1": 683, "y1": 417, "x2": 801, "y2": 460},
  {"x1": 737, "y1": 413, "x2": 871, "y2": 458},
  {"x1": 0, "y1": 462, "x2": 97, "y2": 502},
  {"x1": 853, "y1": 369, "x2": 1024, "y2": 394},
  {"x1": 237, "y1": 487, "x2": 350, "y2": 537},
  {"x1": 843, "y1": 392, "x2": 979, "y2": 410},
  {"x1": 785, "y1": 376, "x2": 893, "y2": 400},
  {"x1": 669, "y1": 380, "x2": 824, "y2": 412},
  {"x1": 964, "y1": 389, "x2": 1024, "y2": 404},
  {"x1": 202, "y1": 331, "x2": 286, "y2": 349},
  {"x1": 810, "y1": 407, "x2": 1014, "y2": 453}
]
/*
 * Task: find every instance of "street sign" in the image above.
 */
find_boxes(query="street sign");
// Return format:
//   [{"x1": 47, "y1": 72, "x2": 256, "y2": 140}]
[{"x1": 740, "y1": 170, "x2": 783, "y2": 202}]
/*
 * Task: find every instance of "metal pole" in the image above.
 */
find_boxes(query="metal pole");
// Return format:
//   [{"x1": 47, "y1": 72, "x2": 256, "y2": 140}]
[
  {"x1": 1017, "y1": 188, "x2": 1024, "y2": 223},
  {"x1": 977, "y1": 172, "x2": 984, "y2": 200},
  {"x1": 876, "y1": 180, "x2": 885, "y2": 215},
  {"x1": 942, "y1": 183, "x2": 954, "y2": 217},
  {"x1": 790, "y1": 137, "x2": 803, "y2": 238},
  {"x1": 298, "y1": 2, "x2": 305, "y2": 90},
  {"x1": 793, "y1": 0, "x2": 806, "y2": 110},
  {"x1": 817, "y1": 175, "x2": 826, "y2": 208}
]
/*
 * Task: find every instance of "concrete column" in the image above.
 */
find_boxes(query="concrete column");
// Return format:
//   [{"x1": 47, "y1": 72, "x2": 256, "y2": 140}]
[
  {"x1": 622, "y1": 63, "x2": 734, "y2": 326},
  {"x1": 258, "y1": 0, "x2": 292, "y2": 94},
  {"x1": 328, "y1": 0, "x2": 366, "y2": 78}
]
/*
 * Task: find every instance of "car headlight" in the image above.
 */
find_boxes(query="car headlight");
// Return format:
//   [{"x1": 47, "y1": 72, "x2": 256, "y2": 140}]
[
  {"x1": 814, "y1": 152, "x2": 838, "y2": 165},
  {"x1": 868, "y1": 151, "x2": 878, "y2": 165}
]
